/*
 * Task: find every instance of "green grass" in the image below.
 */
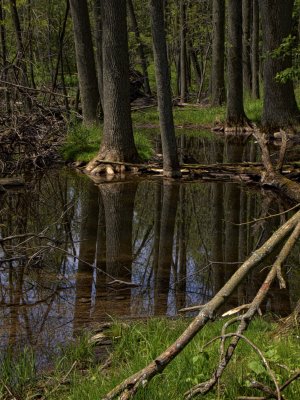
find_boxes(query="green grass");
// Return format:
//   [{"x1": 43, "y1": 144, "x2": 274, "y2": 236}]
[
  {"x1": 61, "y1": 124, "x2": 154, "y2": 163},
  {"x1": 3, "y1": 317, "x2": 299, "y2": 400}
]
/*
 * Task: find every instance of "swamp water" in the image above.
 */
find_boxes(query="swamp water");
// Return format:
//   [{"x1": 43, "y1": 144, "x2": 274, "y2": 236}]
[{"x1": 0, "y1": 135, "x2": 300, "y2": 367}]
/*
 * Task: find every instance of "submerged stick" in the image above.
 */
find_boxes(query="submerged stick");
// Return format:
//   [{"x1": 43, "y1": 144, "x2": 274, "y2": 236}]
[{"x1": 102, "y1": 210, "x2": 300, "y2": 400}]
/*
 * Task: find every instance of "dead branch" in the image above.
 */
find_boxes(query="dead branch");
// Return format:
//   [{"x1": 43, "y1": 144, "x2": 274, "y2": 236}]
[
  {"x1": 237, "y1": 370, "x2": 300, "y2": 400},
  {"x1": 101, "y1": 211, "x2": 300, "y2": 400},
  {"x1": 184, "y1": 221, "x2": 300, "y2": 399}
]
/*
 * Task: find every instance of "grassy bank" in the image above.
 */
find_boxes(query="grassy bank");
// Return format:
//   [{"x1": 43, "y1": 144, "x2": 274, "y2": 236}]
[
  {"x1": 2, "y1": 317, "x2": 299, "y2": 399},
  {"x1": 60, "y1": 97, "x2": 263, "y2": 163}
]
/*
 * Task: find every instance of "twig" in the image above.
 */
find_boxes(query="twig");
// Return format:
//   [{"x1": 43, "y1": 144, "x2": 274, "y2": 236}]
[{"x1": 198, "y1": 332, "x2": 281, "y2": 400}]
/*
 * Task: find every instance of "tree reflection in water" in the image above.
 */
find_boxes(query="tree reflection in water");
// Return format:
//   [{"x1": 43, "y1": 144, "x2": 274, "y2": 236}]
[{"x1": 0, "y1": 166, "x2": 299, "y2": 366}]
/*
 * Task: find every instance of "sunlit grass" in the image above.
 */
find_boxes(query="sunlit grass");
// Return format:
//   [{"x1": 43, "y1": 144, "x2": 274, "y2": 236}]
[
  {"x1": 3, "y1": 317, "x2": 298, "y2": 400},
  {"x1": 61, "y1": 123, "x2": 154, "y2": 163}
]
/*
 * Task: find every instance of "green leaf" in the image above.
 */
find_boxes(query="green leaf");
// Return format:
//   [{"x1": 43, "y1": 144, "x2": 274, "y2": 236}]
[{"x1": 248, "y1": 360, "x2": 266, "y2": 376}]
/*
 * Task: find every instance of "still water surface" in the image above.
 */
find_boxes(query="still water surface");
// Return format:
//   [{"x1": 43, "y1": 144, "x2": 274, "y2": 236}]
[{"x1": 0, "y1": 136, "x2": 299, "y2": 366}]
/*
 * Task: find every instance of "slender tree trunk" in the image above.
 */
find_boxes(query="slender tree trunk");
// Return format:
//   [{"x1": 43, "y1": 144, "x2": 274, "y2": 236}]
[
  {"x1": 260, "y1": 0, "x2": 299, "y2": 132},
  {"x1": 93, "y1": 0, "x2": 104, "y2": 113},
  {"x1": 188, "y1": 42, "x2": 202, "y2": 86},
  {"x1": 52, "y1": 0, "x2": 70, "y2": 92},
  {"x1": 211, "y1": 0, "x2": 225, "y2": 105},
  {"x1": 251, "y1": 0, "x2": 260, "y2": 99},
  {"x1": 9, "y1": 0, "x2": 32, "y2": 109},
  {"x1": 127, "y1": 0, "x2": 151, "y2": 96},
  {"x1": 0, "y1": 0, "x2": 10, "y2": 113},
  {"x1": 69, "y1": 0, "x2": 99, "y2": 125},
  {"x1": 86, "y1": 0, "x2": 139, "y2": 169},
  {"x1": 149, "y1": 0, "x2": 181, "y2": 177},
  {"x1": 242, "y1": 0, "x2": 251, "y2": 94},
  {"x1": 179, "y1": 0, "x2": 188, "y2": 103},
  {"x1": 226, "y1": 0, "x2": 248, "y2": 126},
  {"x1": 27, "y1": 0, "x2": 36, "y2": 89}
]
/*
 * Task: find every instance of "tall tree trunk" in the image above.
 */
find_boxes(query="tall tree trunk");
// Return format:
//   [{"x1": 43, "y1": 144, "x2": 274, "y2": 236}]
[
  {"x1": 211, "y1": 0, "x2": 225, "y2": 106},
  {"x1": 93, "y1": 0, "x2": 104, "y2": 113},
  {"x1": 251, "y1": 0, "x2": 260, "y2": 99},
  {"x1": 260, "y1": 0, "x2": 299, "y2": 132},
  {"x1": 9, "y1": 0, "x2": 32, "y2": 110},
  {"x1": 242, "y1": 0, "x2": 251, "y2": 93},
  {"x1": 52, "y1": 0, "x2": 70, "y2": 92},
  {"x1": 226, "y1": 0, "x2": 248, "y2": 126},
  {"x1": 179, "y1": 0, "x2": 188, "y2": 103},
  {"x1": 149, "y1": 0, "x2": 181, "y2": 177},
  {"x1": 127, "y1": 0, "x2": 151, "y2": 96},
  {"x1": 69, "y1": 0, "x2": 99, "y2": 126},
  {"x1": 0, "y1": 0, "x2": 10, "y2": 113},
  {"x1": 87, "y1": 0, "x2": 139, "y2": 169}
]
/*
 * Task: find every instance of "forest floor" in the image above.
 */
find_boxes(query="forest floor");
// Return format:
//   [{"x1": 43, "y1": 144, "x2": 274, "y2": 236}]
[{"x1": 2, "y1": 317, "x2": 299, "y2": 400}]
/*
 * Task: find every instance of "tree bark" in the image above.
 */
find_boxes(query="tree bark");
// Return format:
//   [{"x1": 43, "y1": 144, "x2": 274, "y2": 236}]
[
  {"x1": 260, "y1": 0, "x2": 299, "y2": 132},
  {"x1": 211, "y1": 0, "x2": 225, "y2": 106},
  {"x1": 69, "y1": 0, "x2": 100, "y2": 126},
  {"x1": 0, "y1": 0, "x2": 10, "y2": 113},
  {"x1": 149, "y1": 0, "x2": 181, "y2": 177},
  {"x1": 93, "y1": 0, "x2": 104, "y2": 116},
  {"x1": 88, "y1": 0, "x2": 139, "y2": 169},
  {"x1": 226, "y1": 0, "x2": 248, "y2": 126},
  {"x1": 251, "y1": 0, "x2": 260, "y2": 99},
  {"x1": 179, "y1": 0, "x2": 188, "y2": 103},
  {"x1": 242, "y1": 0, "x2": 251, "y2": 93}
]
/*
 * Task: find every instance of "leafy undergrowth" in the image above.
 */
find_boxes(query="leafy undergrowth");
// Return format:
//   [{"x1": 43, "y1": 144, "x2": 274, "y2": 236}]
[{"x1": 1, "y1": 317, "x2": 299, "y2": 400}]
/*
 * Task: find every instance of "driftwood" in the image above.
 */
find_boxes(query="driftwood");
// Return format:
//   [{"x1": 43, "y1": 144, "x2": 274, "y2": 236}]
[{"x1": 102, "y1": 210, "x2": 300, "y2": 400}]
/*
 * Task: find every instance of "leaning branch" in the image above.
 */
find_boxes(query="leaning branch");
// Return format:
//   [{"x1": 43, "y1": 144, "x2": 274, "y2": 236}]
[
  {"x1": 185, "y1": 221, "x2": 300, "y2": 399},
  {"x1": 102, "y1": 210, "x2": 300, "y2": 400}
]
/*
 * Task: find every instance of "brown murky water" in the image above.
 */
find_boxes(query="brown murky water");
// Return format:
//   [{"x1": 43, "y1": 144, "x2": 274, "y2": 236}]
[{"x1": 0, "y1": 135, "x2": 299, "y2": 367}]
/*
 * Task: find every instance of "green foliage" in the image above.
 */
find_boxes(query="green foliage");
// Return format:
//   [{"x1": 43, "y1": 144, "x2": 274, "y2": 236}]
[{"x1": 269, "y1": 34, "x2": 300, "y2": 83}]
